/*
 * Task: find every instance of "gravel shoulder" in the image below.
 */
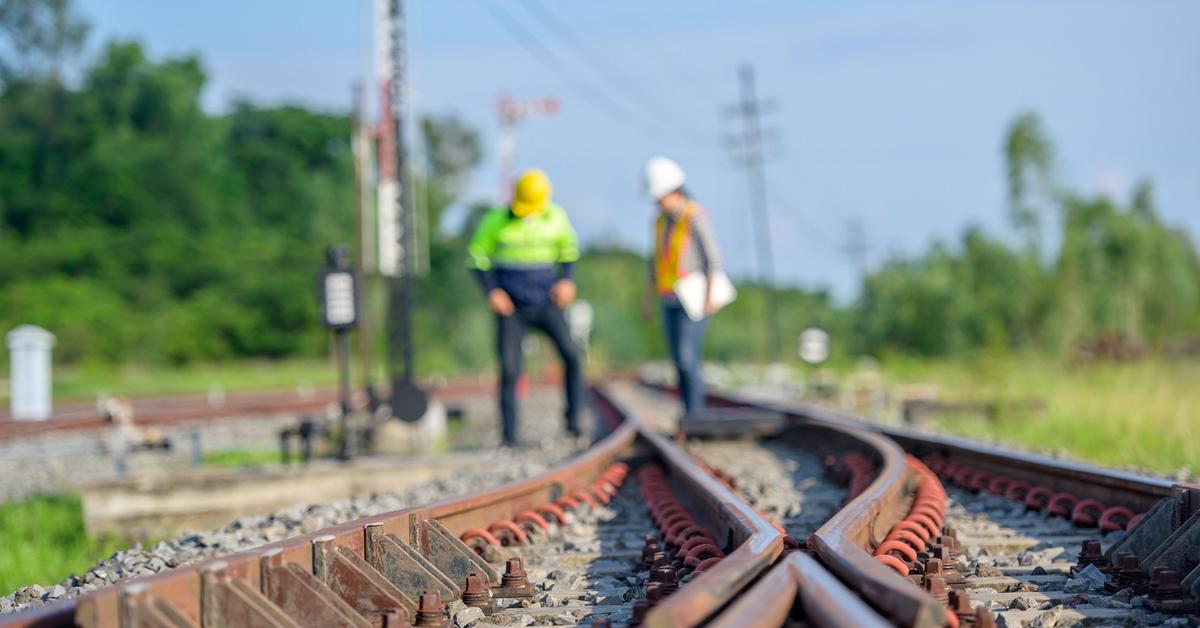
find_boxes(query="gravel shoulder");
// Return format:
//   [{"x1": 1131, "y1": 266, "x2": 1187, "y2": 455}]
[{"x1": 946, "y1": 488, "x2": 1179, "y2": 627}]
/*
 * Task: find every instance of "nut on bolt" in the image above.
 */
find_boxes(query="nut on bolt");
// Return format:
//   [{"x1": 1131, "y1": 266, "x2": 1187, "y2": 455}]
[
  {"x1": 652, "y1": 566, "x2": 678, "y2": 595},
  {"x1": 1075, "y1": 540, "x2": 1105, "y2": 570},
  {"x1": 1106, "y1": 552, "x2": 1149, "y2": 594},
  {"x1": 920, "y1": 571, "x2": 948, "y2": 606},
  {"x1": 414, "y1": 590, "x2": 448, "y2": 627},
  {"x1": 501, "y1": 557, "x2": 529, "y2": 589},
  {"x1": 462, "y1": 572, "x2": 493, "y2": 610},
  {"x1": 1149, "y1": 567, "x2": 1183, "y2": 601}
]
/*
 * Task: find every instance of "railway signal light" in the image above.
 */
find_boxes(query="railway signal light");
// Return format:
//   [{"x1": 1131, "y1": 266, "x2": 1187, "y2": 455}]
[
  {"x1": 318, "y1": 246, "x2": 358, "y2": 459},
  {"x1": 319, "y1": 247, "x2": 359, "y2": 330}
]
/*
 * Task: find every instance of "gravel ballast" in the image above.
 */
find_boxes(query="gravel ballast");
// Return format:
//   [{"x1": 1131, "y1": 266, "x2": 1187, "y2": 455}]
[{"x1": 2, "y1": 389, "x2": 588, "y2": 616}]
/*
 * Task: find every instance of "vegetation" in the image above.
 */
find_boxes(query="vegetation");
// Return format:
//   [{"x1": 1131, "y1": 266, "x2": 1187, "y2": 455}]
[
  {"x1": 1, "y1": 1, "x2": 1195, "y2": 379},
  {"x1": 0, "y1": 494, "x2": 127, "y2": 592},
  {"x1": 855, "y1": 113, "x2": 1200, "y2": 357},
  {"x1": 880, "y1": 355, "x2": 1199, "y2": 476},
  {"x1": 201, "y1": 448, "x2": 285, "y2": 468},
  {"x1": 0, "y1": 1, "x2": 1195, "y2": 479}
]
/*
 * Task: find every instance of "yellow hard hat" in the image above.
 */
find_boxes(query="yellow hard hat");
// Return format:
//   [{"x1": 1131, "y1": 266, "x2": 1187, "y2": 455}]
[{"x1": 512, "y1": 169, "x2": 552, "y2": 218}]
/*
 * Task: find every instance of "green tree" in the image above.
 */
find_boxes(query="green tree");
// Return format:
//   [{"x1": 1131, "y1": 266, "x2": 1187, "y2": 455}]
[{"x1": 0, "y1": 0, "x2": 88, "y2": 85}]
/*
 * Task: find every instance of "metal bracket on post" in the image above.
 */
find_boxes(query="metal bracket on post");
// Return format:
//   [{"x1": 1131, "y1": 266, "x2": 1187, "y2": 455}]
[
  {"x1": 411, "y1": 514, "x2": 501, "y2": 586},
  {"x1": 1183, "y1": 563, "x2": 1199, "y2": 602},
  {"x1": 122, "y1": 583, "x2": 197, "y2": 628},
  {"x1": 1105, "y1": 496, "x2": 1178, "y2": 568},
  {"x1": 1140, "y1": 509, "x2": 1200, "y2": 572},
  {"x1": 260, "y1": 548, "x2": 371, "y2": 627},
  {"x1": 1139, "y1": 509, "x2": 1200, "y2": 612},
  {"x1": 365, "y1": 523, "x2": 461, "y2": 601},
  {"x1": 312, "y1": 534, "x2": 418, "y2": 619},
  {"x1": 201, "y1": 561, "x2": 299, "y2": 628}
]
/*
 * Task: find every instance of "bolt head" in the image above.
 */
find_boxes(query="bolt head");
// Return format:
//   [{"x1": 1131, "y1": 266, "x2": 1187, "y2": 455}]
[
  {"x1": 465, "y1": 573, "x2": 487, "y2": 594},
  {"x1": 505, "y1": 557, "x2": 526, "y2": 575}
]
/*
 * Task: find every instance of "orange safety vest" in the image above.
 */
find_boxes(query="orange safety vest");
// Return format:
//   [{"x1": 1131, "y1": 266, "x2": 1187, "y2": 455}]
[{"x1": 654, "y1": 203, "x2": 696, "y2": 295}]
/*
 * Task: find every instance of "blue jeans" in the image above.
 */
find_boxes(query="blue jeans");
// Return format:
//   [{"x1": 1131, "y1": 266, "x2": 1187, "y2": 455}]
[{"x1": 662, "y1": 301, "x2": 708, "y2": 415}]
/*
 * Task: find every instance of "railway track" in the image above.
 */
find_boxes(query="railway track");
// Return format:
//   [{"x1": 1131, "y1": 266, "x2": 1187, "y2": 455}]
[
  {"x1": 1, "y1": 380, "x2": 1196, "y2": 627},
  {"x1": 0, "y1": 374, "x2": 536, "y2": 444}
]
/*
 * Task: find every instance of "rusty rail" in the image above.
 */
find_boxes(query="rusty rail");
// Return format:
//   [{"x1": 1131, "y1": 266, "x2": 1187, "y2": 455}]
[
  {"x1": 690, "y1": 387, "x2": 947, "y2": 627},
  {"x1": 711, "y1": 551, "x2": 890, "y2": 628},
  {"x1": 2, "y1": 411, "x2": 638, "y2": 627},
  {"x1": 0, "y1": 374, "x2": 568, "y2": 443},
  {"x1": 2, "y1": 384, "x2": 788, "y2": 628},
  {"x1": 694, "y1": 384, "x2": 1198, "y2": 627},
  {"x1": 592, "y1": 384, "x2": 784, "y2": 627}
]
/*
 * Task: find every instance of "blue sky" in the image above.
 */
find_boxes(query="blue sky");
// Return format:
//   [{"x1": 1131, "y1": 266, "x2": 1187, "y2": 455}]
[{"x1": 77, "y1": 1, "x2": 1200, "y2": 300}]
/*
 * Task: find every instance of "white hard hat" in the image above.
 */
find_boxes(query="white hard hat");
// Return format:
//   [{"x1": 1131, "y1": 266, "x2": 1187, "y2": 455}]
[{"x1": 643, "y1": 156, "x2": 686, "y2": 200}]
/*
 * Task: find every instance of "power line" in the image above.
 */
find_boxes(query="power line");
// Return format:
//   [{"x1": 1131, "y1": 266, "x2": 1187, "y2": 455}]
[
  {"x1": 766, "y1": 187, "x2": 839, "y2": 253},
  {"x1": 480, "y1": 1, "x2": 700, "y2": 144},
  {"x1": 724, "y1": 63, "x2": 783, "y2": 359},
  {"x1": 586, "y1": 5, "x2": 722, "y2": 104},
  {"x1": 519, "y1": 0, "x2": 712, "y2": 146}
]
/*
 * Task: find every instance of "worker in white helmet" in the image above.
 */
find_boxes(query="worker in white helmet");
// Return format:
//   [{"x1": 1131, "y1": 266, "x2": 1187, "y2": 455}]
[{"x1": 642, "y1": 156, "x2": 727, "y2": 416}]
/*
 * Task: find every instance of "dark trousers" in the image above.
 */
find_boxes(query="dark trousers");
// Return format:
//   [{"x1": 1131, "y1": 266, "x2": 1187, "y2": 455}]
[
  {"x1": 662, "y1": 301, "x2": 708, "y2": 415},
  {"x1": 497, "y1": 303, "x2": 582, "y2": 444}
]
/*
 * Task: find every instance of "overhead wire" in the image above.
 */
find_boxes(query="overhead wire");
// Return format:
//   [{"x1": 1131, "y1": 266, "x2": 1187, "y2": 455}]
[
  {"x1": 767, "y1": 186, "x2": 840, "y2": 253},
  {"x1": 519, "y1": 0, "x2": 713, "y2": 146},
  {"x1": 479, "y1": 0, "x2": 706, "y2": 146},
  {"x1": 585, "y1": 4, "x2": 726, "y2": 104},
  {"x1": 482, "y1": 1, "x2": 836, "y2": 255}
]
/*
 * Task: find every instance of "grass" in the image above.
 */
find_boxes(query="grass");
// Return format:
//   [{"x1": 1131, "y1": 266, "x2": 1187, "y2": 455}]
[
  {"x1": 0, "y1": 495, "x2": 129, "y2": 594},
  {"x1": 879, "y1": 354, "x2": 1200, "y2": 476},
  {"x1": 0, "y1": 358, "x2": 341, "y2": 403},
  {"x1": 201, "y1": 448, "x2": 287, "y2": 468}
]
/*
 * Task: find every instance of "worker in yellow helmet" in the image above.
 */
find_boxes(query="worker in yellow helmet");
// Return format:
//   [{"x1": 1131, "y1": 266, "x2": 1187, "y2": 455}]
[{"x1": 467, "y1": 169, "x2": 583, "y2": 446}]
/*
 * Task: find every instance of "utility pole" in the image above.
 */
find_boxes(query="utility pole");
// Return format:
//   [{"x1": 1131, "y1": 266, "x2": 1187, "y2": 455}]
[
  {"x1": 379, "y1": 0, "x2": 427, "y2": 421},
  {"x1": 724, "y1": 63, "x2": 783, "y2": 360},
  {"x1": 842, "y1": 216, "x2": 870, "y2": 282}
]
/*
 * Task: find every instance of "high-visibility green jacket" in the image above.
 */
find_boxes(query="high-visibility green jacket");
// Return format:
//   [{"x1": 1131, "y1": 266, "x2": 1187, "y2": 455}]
[
  {"x1": 467, "y1": 204, "x2": 580, "y2": 270},
  {"x1": 467, "y1": 204, "x2": 580, "y2": 306}
]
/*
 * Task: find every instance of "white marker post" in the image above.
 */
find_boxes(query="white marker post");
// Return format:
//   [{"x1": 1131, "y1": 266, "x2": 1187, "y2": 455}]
[
  {"x1": 6, "y1": 325, "x2": 56, "y2": 421},
  {"x1": 798, "y1": 327, "x2": 830, "y2": 365}
]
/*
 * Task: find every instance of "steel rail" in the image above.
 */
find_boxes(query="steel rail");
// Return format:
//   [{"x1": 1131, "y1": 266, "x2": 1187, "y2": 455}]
[
  {"x1": 693, "y1": 384, "x2": 1197, "y2": 627},
  {"x1": 592, "y1": 384, "x2": 784, "y2": 627},
  {"x1": 693, "y1": 388, "x2": 948, "y2": 627},
  {"x1": 0, "y1": 375, "x2": 565, "y2": 443},
  {"x1": 2, "y1": 384, "x2": 786, "y2": 628},
  {"x1": 1, "y1": 417, "x2": 637, "y2": 627},
  {"x1": 710, "y1": 551, "x2": 890, "y2": 628},
  {"x1": 702, "y1": 388, "x2": 1175, "y2": 513}
]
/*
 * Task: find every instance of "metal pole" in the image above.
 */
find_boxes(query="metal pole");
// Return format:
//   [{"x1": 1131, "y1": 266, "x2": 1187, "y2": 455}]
[
  {"x1": 737, "y1": 64, "x2": 783, "y2": 360},
  {"x1": 351, "y1": 83, "x2": 376, "y2": 397},
  {"x1": 336, "y1": 328, "x2": 352, "y2": 460},
  {"x1": 385, "y1": 0, "x2": 428, "y2": 421},
  {"x1": 387, "y1": 0, "x2": 413, "y2": 384}
]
